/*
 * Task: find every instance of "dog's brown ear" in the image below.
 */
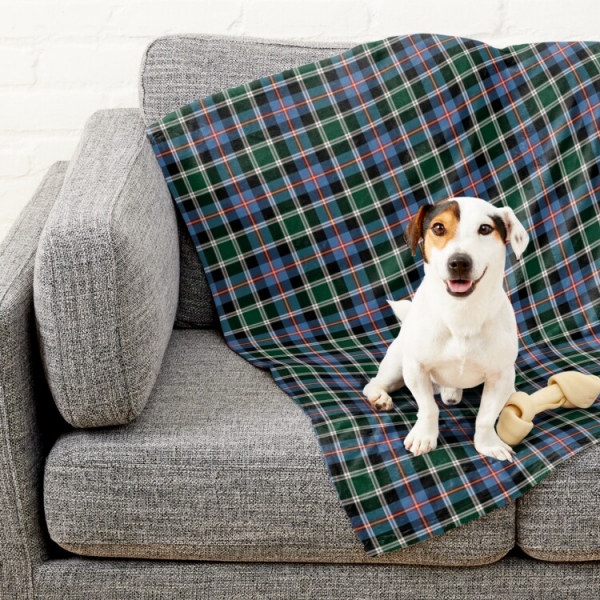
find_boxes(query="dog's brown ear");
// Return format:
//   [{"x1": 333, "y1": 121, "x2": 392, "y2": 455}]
[
  {"x1": 497, "y1": 206, "x2": 529, "y2": 259},
  {"x1": 403, "y1": 204, "x2": 434, "y2": 256}
]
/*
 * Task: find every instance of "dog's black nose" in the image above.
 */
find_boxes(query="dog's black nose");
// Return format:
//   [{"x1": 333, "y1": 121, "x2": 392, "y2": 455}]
[{"x1": 447, "y1": 253, "x2": 473, "y2": 277}]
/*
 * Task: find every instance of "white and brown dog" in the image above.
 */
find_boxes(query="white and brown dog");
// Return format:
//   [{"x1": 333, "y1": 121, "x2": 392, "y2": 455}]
[{"x1": 363, "y1": 196, "x2": 529, "y2": 462}]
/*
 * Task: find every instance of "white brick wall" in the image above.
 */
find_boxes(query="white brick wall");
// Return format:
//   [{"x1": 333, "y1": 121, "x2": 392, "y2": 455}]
[{"x1": 1, "y1": 0, "x2": 599, "y2": 240}]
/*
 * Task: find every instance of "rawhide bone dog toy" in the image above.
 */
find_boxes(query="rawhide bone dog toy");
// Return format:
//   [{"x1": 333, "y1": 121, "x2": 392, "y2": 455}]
[{"x1": 496, "y1": 371, "x2": 600, "y2": 447}]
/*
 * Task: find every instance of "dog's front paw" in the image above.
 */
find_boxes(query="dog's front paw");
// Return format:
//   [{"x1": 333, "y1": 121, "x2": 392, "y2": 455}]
[
  {"x1": 364, "y1": 383, "x2": 394, "y2": 411},
  {"x1": 368, "y1": 391, "x2": 394, "y2": 411},
  {"x1": 404, "y1": 419, "x2": 439, "y2": 456},
  {"x1": 474, "y1": 429, "x2": 515, "y2": 462}
]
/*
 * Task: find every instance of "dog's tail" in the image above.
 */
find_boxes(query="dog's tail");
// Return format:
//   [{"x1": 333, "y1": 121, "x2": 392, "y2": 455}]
[{"x1": 387, "y1": 299, "x2": 412, "y2": 324}]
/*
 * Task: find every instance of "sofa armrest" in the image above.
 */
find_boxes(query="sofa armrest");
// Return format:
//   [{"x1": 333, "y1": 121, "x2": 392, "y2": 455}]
[
  {"x1": 34, "y1": 109, "x2": 179, "y2": 428},
  {"x1": 0, "y1": 163, "x2": 68, "y2": 598}
]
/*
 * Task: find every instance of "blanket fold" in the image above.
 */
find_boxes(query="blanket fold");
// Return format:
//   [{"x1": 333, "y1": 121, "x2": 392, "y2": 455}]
[{"x1": 147, "y1": 34, "x2": 600, "y2": 556}]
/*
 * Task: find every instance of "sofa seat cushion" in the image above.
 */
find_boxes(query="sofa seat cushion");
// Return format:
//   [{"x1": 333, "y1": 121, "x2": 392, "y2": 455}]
[
  {"x1": 517, "y1": 445, "x2": 600, "y2": 561},
  {"x1": 44, "y1": 329, "x2": 514, "y2": 566}
]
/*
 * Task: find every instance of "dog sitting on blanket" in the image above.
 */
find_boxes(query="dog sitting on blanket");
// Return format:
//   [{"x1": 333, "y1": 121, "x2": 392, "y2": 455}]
[{"x1": 363, "y1": 197, "x2": 529, "y2": 462}]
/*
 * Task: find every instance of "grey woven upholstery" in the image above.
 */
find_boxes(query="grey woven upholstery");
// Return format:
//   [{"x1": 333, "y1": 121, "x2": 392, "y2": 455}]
[
  {"x1": 34, "y1": 109, "x2": 179, "y2": 428},
  {"x1": 0, "y1": 162, "x2": 67, "y2": 598},
  {"x1": 44, "y1": 329, "x2": 514, "y2": 567},
  {"x1": 34, "y1": 555, "x2": 600, "y2": 600},
  {"x1": 173, "y1": 214, "x2": 218, "y2": 328},
  {"x1": 140, "y1": 34, "x2": 352, "y2": 125},
  {"x1": 140, "y1": 34, "x2": 353, "y2": 328},
  {"x1": 517, "y1": 445, "x2": 600, "y2": 561}
]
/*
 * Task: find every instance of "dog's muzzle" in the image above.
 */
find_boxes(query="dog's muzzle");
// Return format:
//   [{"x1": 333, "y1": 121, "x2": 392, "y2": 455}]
[{"x1": 445, "y1": 254, "x2": 486, "y2": 297}]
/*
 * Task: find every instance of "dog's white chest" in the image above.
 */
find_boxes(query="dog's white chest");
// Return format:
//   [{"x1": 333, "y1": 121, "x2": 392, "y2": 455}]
[
  {"x1": 397, "y1": 279, "x2": 518, "y2": 391},
  {"x1": 428, "y1": 334, "x2": 488, "y2": 389}
]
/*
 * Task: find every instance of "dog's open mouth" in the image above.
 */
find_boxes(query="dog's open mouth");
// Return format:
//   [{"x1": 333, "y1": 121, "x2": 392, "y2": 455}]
[
  {"x1": 445, "y1": 268, "x2": 487, "y2": 298},
  {"x1": 447, "y1": 280, "x2": 474, "y2": 296}
]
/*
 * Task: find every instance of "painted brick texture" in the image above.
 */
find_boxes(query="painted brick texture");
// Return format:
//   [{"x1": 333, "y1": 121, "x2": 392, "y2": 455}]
[{"x1": 1, "y1": 0, "x2": 599, "y2": 240}]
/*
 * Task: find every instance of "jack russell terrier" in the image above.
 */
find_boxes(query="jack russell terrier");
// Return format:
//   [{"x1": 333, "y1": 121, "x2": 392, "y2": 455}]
[{"x1": 363, "y1": 196, "x2": 529, "y2": 462}]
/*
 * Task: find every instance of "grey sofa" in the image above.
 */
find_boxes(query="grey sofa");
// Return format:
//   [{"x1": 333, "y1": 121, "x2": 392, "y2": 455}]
[{"x1": 1, "y1": 34, "x2": 599, "y2": 599}]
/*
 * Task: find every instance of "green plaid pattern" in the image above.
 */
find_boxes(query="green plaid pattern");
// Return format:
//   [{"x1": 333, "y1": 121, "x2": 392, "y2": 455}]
[{"x1": 147, "y1": 34, "x2": 600, "y2": 556}]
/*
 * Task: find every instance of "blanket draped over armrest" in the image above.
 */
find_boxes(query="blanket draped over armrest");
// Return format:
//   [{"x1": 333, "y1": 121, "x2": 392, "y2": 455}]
[{"x1": 147, "y1": 34, "x2": 600, "y2": 556}]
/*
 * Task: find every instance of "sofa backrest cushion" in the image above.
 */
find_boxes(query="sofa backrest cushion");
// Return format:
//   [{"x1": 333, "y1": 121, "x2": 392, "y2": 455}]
[
  {"x1": 139, "y1": 34, "x2": 352, "y2": 328},
  {"x1": 34, "y1": 109, "x2": 179, "y2": 428}
]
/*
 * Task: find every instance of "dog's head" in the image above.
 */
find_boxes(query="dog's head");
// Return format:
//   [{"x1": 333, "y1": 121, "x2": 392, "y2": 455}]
[{"x1": 403, "y1": 197, "x2": 529, "y2": 298}]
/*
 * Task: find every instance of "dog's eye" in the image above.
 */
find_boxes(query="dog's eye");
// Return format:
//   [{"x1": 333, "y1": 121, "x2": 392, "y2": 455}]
[
  {"x1": 479, "y1": 224, "x2": 493, "y2": 235},
  {"x1": 431, "y1": 223, "x2": 445, "y2": 236}
]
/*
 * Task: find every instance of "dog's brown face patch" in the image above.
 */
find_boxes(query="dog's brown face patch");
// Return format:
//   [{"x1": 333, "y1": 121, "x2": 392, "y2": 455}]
[
  {"x1": 490, "y1": 214, "x2": 508, "y2": 244},
  {"x1": 422, "y1": 201, "x2": 460, "y2": 262}
]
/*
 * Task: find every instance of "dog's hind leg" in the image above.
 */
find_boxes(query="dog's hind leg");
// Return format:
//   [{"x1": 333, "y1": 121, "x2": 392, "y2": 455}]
[{"x1": 363, "y1": 336, "x2": 404, "y2": 411}]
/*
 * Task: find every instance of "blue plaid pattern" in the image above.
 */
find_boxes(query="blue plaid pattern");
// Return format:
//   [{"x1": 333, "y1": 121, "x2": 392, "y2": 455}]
[{"x1": 147, "y1": 34, "x2": 600, "y2": 556}]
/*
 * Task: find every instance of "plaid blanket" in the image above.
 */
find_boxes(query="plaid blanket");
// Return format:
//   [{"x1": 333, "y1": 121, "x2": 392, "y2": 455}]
[{"x1": 147, "y1": 34, "x2": 600, "y2": 556}]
